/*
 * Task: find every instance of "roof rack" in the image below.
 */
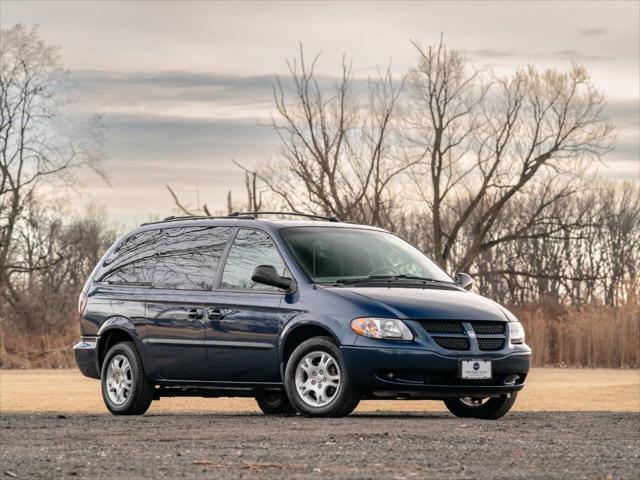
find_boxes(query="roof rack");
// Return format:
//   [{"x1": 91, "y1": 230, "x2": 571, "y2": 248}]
[
  {"x1": 140, "y1": 214, "x2": 255, "y2": 226},
  {"x1": 228, "y1": 211, "x2": 340, "y2": 222},
  {"x1": 140, "y1": 211, "x2": 339, "y2": 227}
]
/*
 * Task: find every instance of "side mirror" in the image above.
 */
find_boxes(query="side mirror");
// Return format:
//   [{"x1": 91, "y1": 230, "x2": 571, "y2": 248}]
[
  {"x1": 454, "y1": 272, "x2": 473, "y2": 290},
  {"x1": 251, "y1": 264, "x2": 293, "y2": 291}
]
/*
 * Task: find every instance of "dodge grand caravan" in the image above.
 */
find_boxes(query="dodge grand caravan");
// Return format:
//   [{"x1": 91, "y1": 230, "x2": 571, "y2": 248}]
[{"x1": 74, "y1": 212, "x2": 531, "y2": 419}]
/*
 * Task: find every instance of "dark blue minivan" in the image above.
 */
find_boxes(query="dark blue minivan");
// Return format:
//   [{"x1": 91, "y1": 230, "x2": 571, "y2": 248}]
[{"x1": 74, "y1": 213, "x2": 531, "y2": 419}]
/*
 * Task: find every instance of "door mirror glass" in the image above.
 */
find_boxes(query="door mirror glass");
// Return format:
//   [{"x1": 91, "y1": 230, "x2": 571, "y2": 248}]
[
  {"x1": 251, "y1": 265, "x2": 293, "y2": 291},
  {"x1": 454, "y1": 272, "x2": 473, "y2": 290}
]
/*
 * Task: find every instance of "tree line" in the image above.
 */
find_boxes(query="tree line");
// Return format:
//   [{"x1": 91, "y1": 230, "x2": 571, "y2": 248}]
[{"x1": 0, "y1": 25, "x2": 113, "y2": 356}]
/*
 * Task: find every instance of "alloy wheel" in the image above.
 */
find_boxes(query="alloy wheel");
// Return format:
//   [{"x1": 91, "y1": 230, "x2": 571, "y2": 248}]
[
  {"x1": 105, "y1": 354, "x2": 133, "y2": 405},
  {"x1": 294, "y1": 350, "x2": 341, "y2": 407}
]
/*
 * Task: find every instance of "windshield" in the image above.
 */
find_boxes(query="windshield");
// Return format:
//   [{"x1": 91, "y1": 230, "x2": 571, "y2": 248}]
[{"x1": 279, "y1": 227, "x2": 453, "y2": 284}]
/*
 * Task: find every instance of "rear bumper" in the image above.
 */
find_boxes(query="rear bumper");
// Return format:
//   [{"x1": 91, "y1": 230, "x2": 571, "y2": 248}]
[
  {"x1": 341, "y1": 346, "x2": 531, "y2": 399},
  {"x1": 73, "y1": 337, "x2": 100, "y2": 379}
]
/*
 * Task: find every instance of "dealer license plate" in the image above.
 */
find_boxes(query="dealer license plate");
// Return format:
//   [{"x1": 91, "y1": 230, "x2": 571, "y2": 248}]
[{"x1": 460, "y1": 360, "x2": 492, "y2": 379}]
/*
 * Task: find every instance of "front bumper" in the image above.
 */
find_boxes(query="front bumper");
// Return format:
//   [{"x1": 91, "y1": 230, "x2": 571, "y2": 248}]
[
  {"x1": 73, "y1": 337, "x2": 100, "y2": 379},
  {"x1": 341, "y1": 346, "x2": 531, "y2": 399}
]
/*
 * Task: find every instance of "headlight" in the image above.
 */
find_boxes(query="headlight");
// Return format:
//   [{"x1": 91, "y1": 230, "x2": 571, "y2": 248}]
[
  {"x1": 351, "y1": 317, "x2": 413, "y2": 340},
  {"x1": 508, "y1": 322, "x2": 525, "y2": 344}
]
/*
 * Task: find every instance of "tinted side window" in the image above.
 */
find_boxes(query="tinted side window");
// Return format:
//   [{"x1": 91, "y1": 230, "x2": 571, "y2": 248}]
[
  {"x1": 100, "y1": 229, "x2": 162, "y2": 284},
  {"x1": 153, "y1": 226, "x2": 233, "y2": 290},
  {"x1": 221, "y1": 229, "x2": 286, "y2": 291}
]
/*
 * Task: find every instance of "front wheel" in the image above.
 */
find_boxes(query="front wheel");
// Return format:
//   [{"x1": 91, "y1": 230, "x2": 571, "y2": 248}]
[
  {"x1": 255, "y1": 392, "x2": 296, "y2": 415},
  {"x1": 284, "y1": 337, "x2": 360, "y2": 417},
  {"x1": 444, "y1": 393, "x2": 518, "y2": 420},
  {"x1": 101, "y1": 341, "x2": 154, "y2": 415}
]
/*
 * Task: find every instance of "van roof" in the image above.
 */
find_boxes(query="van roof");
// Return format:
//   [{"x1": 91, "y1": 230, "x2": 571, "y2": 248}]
[
  {"x1": 141, "y1": 211, "x2": 339, "y2": 226},
  {"x1": 135, "y1": 214, "x2": 386, "y2": 234}
]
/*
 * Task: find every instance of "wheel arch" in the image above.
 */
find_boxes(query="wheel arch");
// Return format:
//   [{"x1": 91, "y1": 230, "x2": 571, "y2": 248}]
[
  {"x1": 280, "y1": 321, "x2": 340, "y2": 372},
  {"x1": 96, "y1": 318, "x2": 143, "y2": 372}
]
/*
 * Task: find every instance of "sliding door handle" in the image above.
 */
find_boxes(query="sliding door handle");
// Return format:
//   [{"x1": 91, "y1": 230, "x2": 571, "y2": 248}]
[
  {"x1": 186, "y1": 308, "x2": 204, "y2": 320},
  {"x1": 207, "y1": 308, "x2": 226, "y2": 320}
]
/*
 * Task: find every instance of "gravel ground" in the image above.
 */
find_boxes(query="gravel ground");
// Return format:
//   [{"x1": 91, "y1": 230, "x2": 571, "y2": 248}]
[{"x1": 1, "y1": 411, "x2": 639, "y2": 479}]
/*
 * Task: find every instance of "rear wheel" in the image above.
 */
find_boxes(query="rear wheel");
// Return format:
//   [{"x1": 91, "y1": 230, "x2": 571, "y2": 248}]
[
  {"x1": 101, "y1": 341, "x2": 154, "y2": 415},
  {"x1": 444, "y1": 393, "x2": 517, "y2": 420},
  {"x1": 284, "y1": 336, "x2": 360, "y2": 417},
  {"x1": 255, "y1": 392, "x2": 296, "y2": 415}
]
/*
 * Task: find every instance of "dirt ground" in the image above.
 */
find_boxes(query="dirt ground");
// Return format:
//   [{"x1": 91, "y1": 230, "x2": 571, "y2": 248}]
[
  {"x1": 1, "y1": 411, "x2": 638, "y2": 479},
  {"x1": 1, "y1": 368, "x2": 639, "y2": 479},
  {"x1": 1, "y1": 367, "x2": 638, "y2": 413}
]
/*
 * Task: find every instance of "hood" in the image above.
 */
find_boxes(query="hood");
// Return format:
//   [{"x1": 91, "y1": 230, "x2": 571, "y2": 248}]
[{"x1": 329, "y1": 286, "x2": 507, "y2": 321}]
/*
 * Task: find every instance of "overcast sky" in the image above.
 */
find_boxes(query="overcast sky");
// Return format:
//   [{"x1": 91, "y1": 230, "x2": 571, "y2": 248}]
[{"x1": 2, "y1": 1, "x2": 639, "y2": 225}]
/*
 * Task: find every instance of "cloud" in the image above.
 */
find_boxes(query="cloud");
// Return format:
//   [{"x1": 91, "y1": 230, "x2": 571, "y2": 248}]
[
  {"x1": 607, "y1": 140, "x2": 639, "y2": 163},
  {"x1": 466, "y1": 48, "x2": 615, "y2": 64},
  {"x1": 467, "y1": 49, "x2": 518, "y2": 60},
  {"x1": 581, "y1": 27, "x2": 608, "y2": 36},
  {"x1": 70, "y1": 70, "x2": 277, "y2": 120},
  {"x1": 102, "y1": 113, "x2": 279, "y2": 164},
  {"x1": 76, "y1": 111, "x2": 283, "y2": 223},
  {"x1": 70, "y1": 69, "x2": 373, "y2": 122},
  {"x1": 551, "y1": 50, "x2": 615, "y2": 62},
  {"x1": 76, "y1": 70, "x2": 638, "y2": 169},
  {"x1": 605, "y1": 98, "x2": 640, "y2": 126}
]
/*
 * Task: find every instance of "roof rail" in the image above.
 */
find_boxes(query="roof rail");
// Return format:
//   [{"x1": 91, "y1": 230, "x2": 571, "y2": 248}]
[
  {"x1": 139, "y1": 211, "x2": 339, "y2": 227},
  {"x1": 228, "y1": 211, "x2": 340, "y2": 222},
  {"x1": 140, "y1": 214, "x2": 255, "y2": 226}
]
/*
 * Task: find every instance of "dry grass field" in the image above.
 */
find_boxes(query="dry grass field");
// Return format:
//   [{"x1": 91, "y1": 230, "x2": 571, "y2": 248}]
[{"x1": 1, "y1": 368, "x2": 638, "y2": 413}]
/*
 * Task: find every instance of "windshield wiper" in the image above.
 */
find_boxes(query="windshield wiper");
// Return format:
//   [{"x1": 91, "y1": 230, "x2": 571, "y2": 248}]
[
  {"x1": 334, "y1": 275, "x2": 453, "y2": 286},
  {"x1": 394, "y1": 274, "x2": 454, "y2": 284}
]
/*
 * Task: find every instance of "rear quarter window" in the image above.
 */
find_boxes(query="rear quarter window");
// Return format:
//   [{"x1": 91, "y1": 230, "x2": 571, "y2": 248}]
[
  {"x1": 98, "y1": 226, "x2": 234, "y2": 290},
  {"x1": 99, "y1": 229, "x2": 163, "y2": 285}
]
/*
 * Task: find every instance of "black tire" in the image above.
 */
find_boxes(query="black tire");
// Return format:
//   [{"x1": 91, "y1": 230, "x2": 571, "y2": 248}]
[
  {"x1": 101, "y1": 341, "x2": 154, "y2": 415},
  {"x1": 284, "y1": 336, "x2": 360, "y2": 418},
  {"x1": 444, "y1": 393, "x2": 518, "y2": 420},
  {"x1": 255, "y1": 392, "x2": 297, "y2": 415}
]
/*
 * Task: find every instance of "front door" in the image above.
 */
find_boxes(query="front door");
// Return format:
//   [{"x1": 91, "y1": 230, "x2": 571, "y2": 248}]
[
  {"x1": 206, "y1": 228, "x2": 289, "y2": 383},
  {"x1": 144, "y1": 225, "x2": 234, "y2": 381}
]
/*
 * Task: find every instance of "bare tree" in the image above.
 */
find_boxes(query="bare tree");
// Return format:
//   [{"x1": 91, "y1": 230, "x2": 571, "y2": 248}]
[
  {"x1": 260, "y1": 46, "x2": 417, "y2": 226},
  {"x1": 165, "y1": 185, "x2": 212, "y2": 216},
  {"x1": 1, "y1": 202, "x2": 115, "y2": 368},
  {"x1": 167, "y1": 160, "x2": 262, "y2": 216},
  {"x1": 404, "y1": 39, "x2": 614, "y2": 272},
  {"x1": 0, "y1": 25, "x2": 103, "y2": 293},
  {"x1": 428, "y1": 179, "x2": 639, "y2": 307},
  {"x1": 597, "y1": 182, "x2": 640, "y2": 306},
  {"x1": 228, "y1": 159, "x2": 263, "y2": 213},
  {"x1": 0, "y1": 25, "x2": 104, "y2": 356}
]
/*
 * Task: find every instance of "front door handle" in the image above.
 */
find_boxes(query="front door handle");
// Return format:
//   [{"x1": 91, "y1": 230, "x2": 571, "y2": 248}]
[
  {"x1": 207, "y1": 308, "x2": 226, "y2": 320},
  {"x1": 186, "y1": 308, "x2": 204, "y2": 320}
]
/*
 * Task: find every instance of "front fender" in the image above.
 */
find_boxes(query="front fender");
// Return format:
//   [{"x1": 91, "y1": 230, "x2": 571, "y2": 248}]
[{"x1": 279, "y1": 314, "x2": 358, "y2": 360}]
